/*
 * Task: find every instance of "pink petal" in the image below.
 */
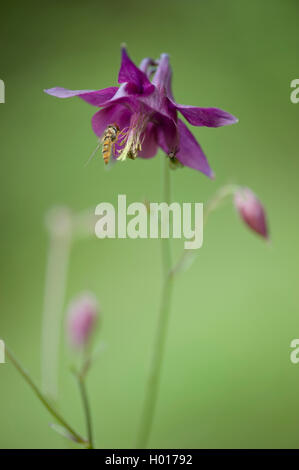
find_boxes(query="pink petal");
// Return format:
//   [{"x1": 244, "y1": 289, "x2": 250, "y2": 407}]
[
  {"x1": 234, "y1": 188, "x2": 269, "y2": 239},
  {"x1": 139, "y1": 57, "x2": 157, "y2": 77},
  {"x1": 118, "y1": 47, "x2": 154, "y2": 96},
  {"x1": 175, "y1": 120, "x2": 214, "y2": 177},
  {"x1": 157, "y1": 115, "x2": 179, "y2": 154},
  {"x1": 92, "y1": 104, "x2": 132, "y2": 138},
  {"x1": 152, "y1": 53, "x2": 174, "y2": 100},
  {"x1": 138, "y1": 123, "x2": 158, "y2": 159},
  {"x1": 139, "y1": 89, "x2": 177, "y2": 125},
  {"x1": 67, "y1": 293, "x2": 99, "y2": 348},
  {"x1": 44, "y1": 86, "x2": 119, "y2": 107},
  {"x1": 176, "y1": 105, "x2": 238, "y2": 127}
]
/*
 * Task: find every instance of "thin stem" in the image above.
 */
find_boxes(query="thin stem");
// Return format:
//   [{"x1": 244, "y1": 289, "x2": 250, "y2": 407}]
[
  {"x1": 137, "y1": 157, "x2": 173, "y2": 448},
  {"x1": 41, "y1": 209, "x2": 72, "y2": 400},
  {"x1": 162, "y1": 158, "x2": 172, "y2": 277},
  {"x1": 77, "y1": 376, "x2": 94, "y2": 449},
  {"x1": 6, "y1": 347, "x2": 87, "y2": 445}
]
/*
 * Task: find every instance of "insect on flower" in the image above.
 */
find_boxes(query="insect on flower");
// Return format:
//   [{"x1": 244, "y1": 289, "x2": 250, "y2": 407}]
[
  {"x1": 44, "y1": 46, "x2": 238, "y2": 177},
  {"x1": 87, "y1": 123, "x2": 128, "y2": 166},
  {"x1": 102, "y1": 124, "x2": 120, "y2": 165}
]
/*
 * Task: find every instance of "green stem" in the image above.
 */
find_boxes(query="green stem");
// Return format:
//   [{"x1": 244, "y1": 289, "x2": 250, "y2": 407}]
[
  {"x1": 6, "y1": 347, "x2": 87, "y2": 445},
  {"x1": 77, "y1": 376, "x2": 94, "y2": 449},
  {"x1": 137, "y1": 178, "x2": 238, "y2": 446},
  {"x1": 137, "y1": 157, "x2": 173, "y2": 448}
]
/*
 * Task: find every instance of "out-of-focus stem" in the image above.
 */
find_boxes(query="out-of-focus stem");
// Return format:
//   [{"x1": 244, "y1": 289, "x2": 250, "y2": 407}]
[
  {"x1": 202, "y1": 184, "x2": 238, "y2": 216},
  {"x1": 41, "y1": 207, "x2": 97, "y2": 400},
  {"x1": 41, "y1": 208, "x2": 72, "y2": 400},
  {"x1": 77, "y1": 375, "x2": 94, "y2": 449},
  {"x1": 138, "y1": 181, "x2": 239, "y2": 447},
  {"x1": 6, "y1": 347, "x2": 87, "y2": 445},
  {"x1": 137, "y1": 157, "x2": 173, "y2": 448}
]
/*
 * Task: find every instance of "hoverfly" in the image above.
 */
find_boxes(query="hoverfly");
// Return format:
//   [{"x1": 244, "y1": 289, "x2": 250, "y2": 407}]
[{"x1": 101, "y1": 124, "x2": 120, "y2": 165}]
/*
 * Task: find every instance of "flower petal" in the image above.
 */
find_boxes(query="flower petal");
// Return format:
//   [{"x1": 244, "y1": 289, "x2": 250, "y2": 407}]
[
  {"x1": 138, "y1": 54, "x2": 177, "y2": 123},
  {"x1": 44, "y1": 86, "x2": 119, "y2": 107},
  {"x1": 152, "y1": 53, "x2": 174, "y2": 100},
  {"x1": 92, "y1": 104, "x2": 132, "y2": 138},
  {"x1": 118, "y1": 47, "x2": 154, "y2": 96},
  {"x1": 138, "y1": 123, "x2": 158, "y2": 159},
  {"x1": 157, "y1": 116, "x2": 179, "y2": 154},
  {"x1": 139, "y1": 58, "x2": 157, "y2": 77},
  {"x1": 175, "y1": 120, "x2": 214, "y2": 177},
  {"x1": 176, "y1": 105, "x2": 238, "y2": 127},
  {"x1": 234, "y1": 188, "x2": 269, "y2": 239},
  {"x1": 139, "y1": 90, "x2": 177, "y2": 124}
]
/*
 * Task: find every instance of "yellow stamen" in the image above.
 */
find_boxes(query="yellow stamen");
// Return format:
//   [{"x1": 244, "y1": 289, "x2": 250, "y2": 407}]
[{"x1": 117, "y1": 111, "x2": 149, "y2": 162}]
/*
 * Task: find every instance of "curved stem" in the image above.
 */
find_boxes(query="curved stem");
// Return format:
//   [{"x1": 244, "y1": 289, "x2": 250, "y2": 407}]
[
  {"x1": 137, "y1": 157, "x2": 173, "y2": 448},
  {"x1": 77, "y1": 376, "x2": 94, "y2": 449},
  {"x1": 6, "y1": 347, "x2": 87, "y2": 445}
]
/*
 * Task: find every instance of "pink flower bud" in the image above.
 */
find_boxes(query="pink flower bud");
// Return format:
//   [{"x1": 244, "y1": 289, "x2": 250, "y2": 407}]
[
  {"x1": 67, "y1": 293, "x2": 99, "y2": 348},
  {"x1": 234, "y1": 187, "x2": 269, "y2": 239}
]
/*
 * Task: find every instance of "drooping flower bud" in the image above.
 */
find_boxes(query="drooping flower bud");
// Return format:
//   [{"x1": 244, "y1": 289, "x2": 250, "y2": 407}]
[
  {"x1": 234, "y1": 187, "x2": 269, "y2": 239},
  {"x1": 67, "y1": 293, "x2": 99, "y2": 349}
]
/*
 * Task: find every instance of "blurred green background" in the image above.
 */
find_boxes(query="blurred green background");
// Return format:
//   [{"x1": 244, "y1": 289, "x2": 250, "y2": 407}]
[{"x1": 1, "y1": 0, "x2": 299, "y2": 449}]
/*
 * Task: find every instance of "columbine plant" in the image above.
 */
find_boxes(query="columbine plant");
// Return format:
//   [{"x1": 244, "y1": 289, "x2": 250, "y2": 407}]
[
  {"x1": 6, "y1": 291, "x2": 100, "y2": 448},
  {"x1": 7, "y1": 47, "x2": 269, "y2": 449},
  {"x1": 45, "y1": 46, "x2": 237, "y2": 174},
  {"x1": 66, "y1": 292, "x2": 100, "y2": 449}
]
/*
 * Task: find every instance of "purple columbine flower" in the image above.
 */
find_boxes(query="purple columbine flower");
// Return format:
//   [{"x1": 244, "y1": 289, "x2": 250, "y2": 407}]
[
  {"x1": 44, "y1": 47, "x2": 238, "y2": 177},
  {"x1": 234, "y1": 187, "x2": 269, "y2": 240},
  {"x1": 67, "y1": 293, "x2": 99, "y2": 349}
]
